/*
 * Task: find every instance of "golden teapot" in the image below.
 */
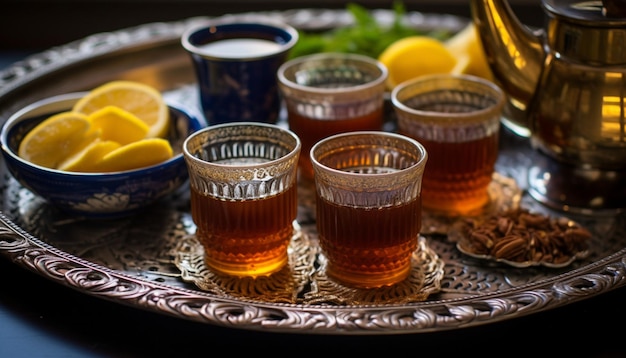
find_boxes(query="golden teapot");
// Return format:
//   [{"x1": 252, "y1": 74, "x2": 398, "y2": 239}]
[{"x1": 471, "y1": 0, "x2": 626, "y2": 171}]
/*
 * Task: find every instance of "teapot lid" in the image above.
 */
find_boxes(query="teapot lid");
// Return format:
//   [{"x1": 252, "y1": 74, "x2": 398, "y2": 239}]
[{"x1": 543, "y1": 0, "x2": 626, "y2": 23}]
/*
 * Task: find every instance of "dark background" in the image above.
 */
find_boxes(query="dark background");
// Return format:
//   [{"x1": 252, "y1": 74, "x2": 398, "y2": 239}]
[{"x1": 1, "y1": 0, "x2": 543, "y2": 50}]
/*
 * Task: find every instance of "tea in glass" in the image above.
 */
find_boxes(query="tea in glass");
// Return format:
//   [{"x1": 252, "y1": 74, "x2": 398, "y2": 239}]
[
  {"x1": 392, "y1": 74, "x2": 505, "y2": 216},
  {"x1": 183, "y1": 122, "x2": 301, "y2": 277},
  {"x1": 310, "y1": 131, "x2": 428, "y2": 288},
  {"x1": 277, "y1": 53, "x2": 388, "y2": 180}
]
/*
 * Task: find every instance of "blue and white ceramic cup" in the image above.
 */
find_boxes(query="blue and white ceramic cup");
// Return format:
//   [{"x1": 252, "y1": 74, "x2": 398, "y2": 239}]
[{"x1": 182, "y1": 18, "x2": 299, "y2": 125}]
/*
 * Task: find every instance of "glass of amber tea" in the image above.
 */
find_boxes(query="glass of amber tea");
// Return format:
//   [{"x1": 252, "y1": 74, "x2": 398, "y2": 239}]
[
  {"x1": 277, "y1": 53, "x2": 388, "y2": 181},
  {"x1": 391, "y1": 74, "x2": 505, "y2": 216},
  {"x1": 310, "y1": 131, "x2": 428, "y2": 288},
  {"x1": 182, "y1": 122, "x2": 301, "y2": 277}
]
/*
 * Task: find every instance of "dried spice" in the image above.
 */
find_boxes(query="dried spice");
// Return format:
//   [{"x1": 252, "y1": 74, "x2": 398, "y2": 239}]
[{"x1": 452, "y1": 208, "x2": 592, "y2": 267}]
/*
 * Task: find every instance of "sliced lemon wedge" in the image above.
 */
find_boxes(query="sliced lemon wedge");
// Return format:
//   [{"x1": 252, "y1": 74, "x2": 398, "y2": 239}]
[
  {"x1": 445, "y1": 23, "x2": 494, "y2": 81},
  {"x1": 18, "y1": 111, "x2": 94, "y2": 169},
  {"x1": 87, "y1": 105, "x2": 150, "y2": 145},
  {"x1": 92, "y1": 138, "x2": 174, "y2": 172},
  {"x1": 58, "y1": 139, "x2": 122, "y2": 172},
  {"x1": 73, "y1": 81, "x2": 170, "y2": 138}
]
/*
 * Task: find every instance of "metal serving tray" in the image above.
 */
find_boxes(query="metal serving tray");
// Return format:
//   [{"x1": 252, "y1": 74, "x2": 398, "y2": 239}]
[{"x1": 0, "y1": 9, "x2": 625, "y2": 335}]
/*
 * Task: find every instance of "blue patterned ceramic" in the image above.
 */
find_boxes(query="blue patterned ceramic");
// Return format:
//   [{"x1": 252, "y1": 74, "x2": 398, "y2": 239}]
[
  {"x1": 181, "y1": 18, "x2": 298, "y2": 125},
  {"x1": 0, "y1": 92, "x2": 204, "y2": 219}
]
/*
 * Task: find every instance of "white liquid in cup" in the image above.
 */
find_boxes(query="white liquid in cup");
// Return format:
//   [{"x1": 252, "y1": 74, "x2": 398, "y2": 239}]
[{"x1": 197, "y1": 38, "x2": 283, "y2": 58}]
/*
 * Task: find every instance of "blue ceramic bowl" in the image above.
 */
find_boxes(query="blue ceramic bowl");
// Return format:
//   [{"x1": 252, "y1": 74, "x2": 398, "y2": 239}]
[{"x1": 0, "y1": 92, "x2": 204, "y2": 219}]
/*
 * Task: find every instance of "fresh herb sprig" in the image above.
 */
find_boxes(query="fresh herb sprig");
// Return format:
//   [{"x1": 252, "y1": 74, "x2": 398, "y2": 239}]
[{"x1": 288, "y1": 1, "x2": 453, "y2": 59}]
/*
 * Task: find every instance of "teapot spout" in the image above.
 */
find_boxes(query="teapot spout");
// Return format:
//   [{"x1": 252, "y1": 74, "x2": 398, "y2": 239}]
[{"x1": 470, "y1": 0, "x2": 545, "y2": 136}]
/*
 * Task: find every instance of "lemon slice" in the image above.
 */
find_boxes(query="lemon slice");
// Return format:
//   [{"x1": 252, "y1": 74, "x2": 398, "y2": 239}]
[
  {"x1": 87, "y1": 105, "x2": 150, "y2": 145},
  {"x1": 73, "y1": 81, "x2": 170, "y2": 138},
  {"x1": 93, "y1": 138, "x2": 174, "y2": 172},
  {"x1": 450, "y1": 55, "x2": 471, "y2": 76},
  {"x1": 58, "y1": 139, "x2": 122, "y2": 172},
  {"x1": 445, "y1": 23, "x2": 493, "y2": 81},
  {"x1": 378, "y1": 36, "x2": 458, "y2": 90},
  {"x1": 18, "y1": 111, "x2": 95, "y2": 169}
]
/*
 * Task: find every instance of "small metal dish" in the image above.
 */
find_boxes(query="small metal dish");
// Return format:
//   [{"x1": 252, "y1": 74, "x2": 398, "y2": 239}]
[{"x1": 448, "y1": 209, "x2": 592, "y2": 268}]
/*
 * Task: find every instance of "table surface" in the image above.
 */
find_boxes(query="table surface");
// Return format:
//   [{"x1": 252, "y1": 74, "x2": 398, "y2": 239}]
[{"x1": 2, "y1": 40, "x2": 626, "y2": 358}]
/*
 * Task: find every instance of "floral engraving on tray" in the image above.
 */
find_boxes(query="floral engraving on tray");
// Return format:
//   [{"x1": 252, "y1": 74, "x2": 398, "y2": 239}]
[
  {"x1": 174, "y1": 222, "x2": 316, "y2": 304},
  {"x1": 421, "y1": 172, "x2": 523, "y2": 236},
  {"x1": 2, "y1": 210, "x2": 626, "y2": 334},
  {"x1": 305, "y1": 236, "x2": 444, "y2": 305},
  {"x1": 173, "y1": 225, "x2": 444, "y2": 305}
]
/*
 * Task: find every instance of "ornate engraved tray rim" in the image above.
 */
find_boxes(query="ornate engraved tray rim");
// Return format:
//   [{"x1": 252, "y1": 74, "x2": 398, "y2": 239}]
[{"x1": 1, "y1": 9, "x2": 625, "y2": 335}]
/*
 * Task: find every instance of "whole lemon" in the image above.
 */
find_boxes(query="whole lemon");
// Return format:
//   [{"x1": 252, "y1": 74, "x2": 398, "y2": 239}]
[{"x1": 378, "y1": 36, "x2": 458, "y2": 90}]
